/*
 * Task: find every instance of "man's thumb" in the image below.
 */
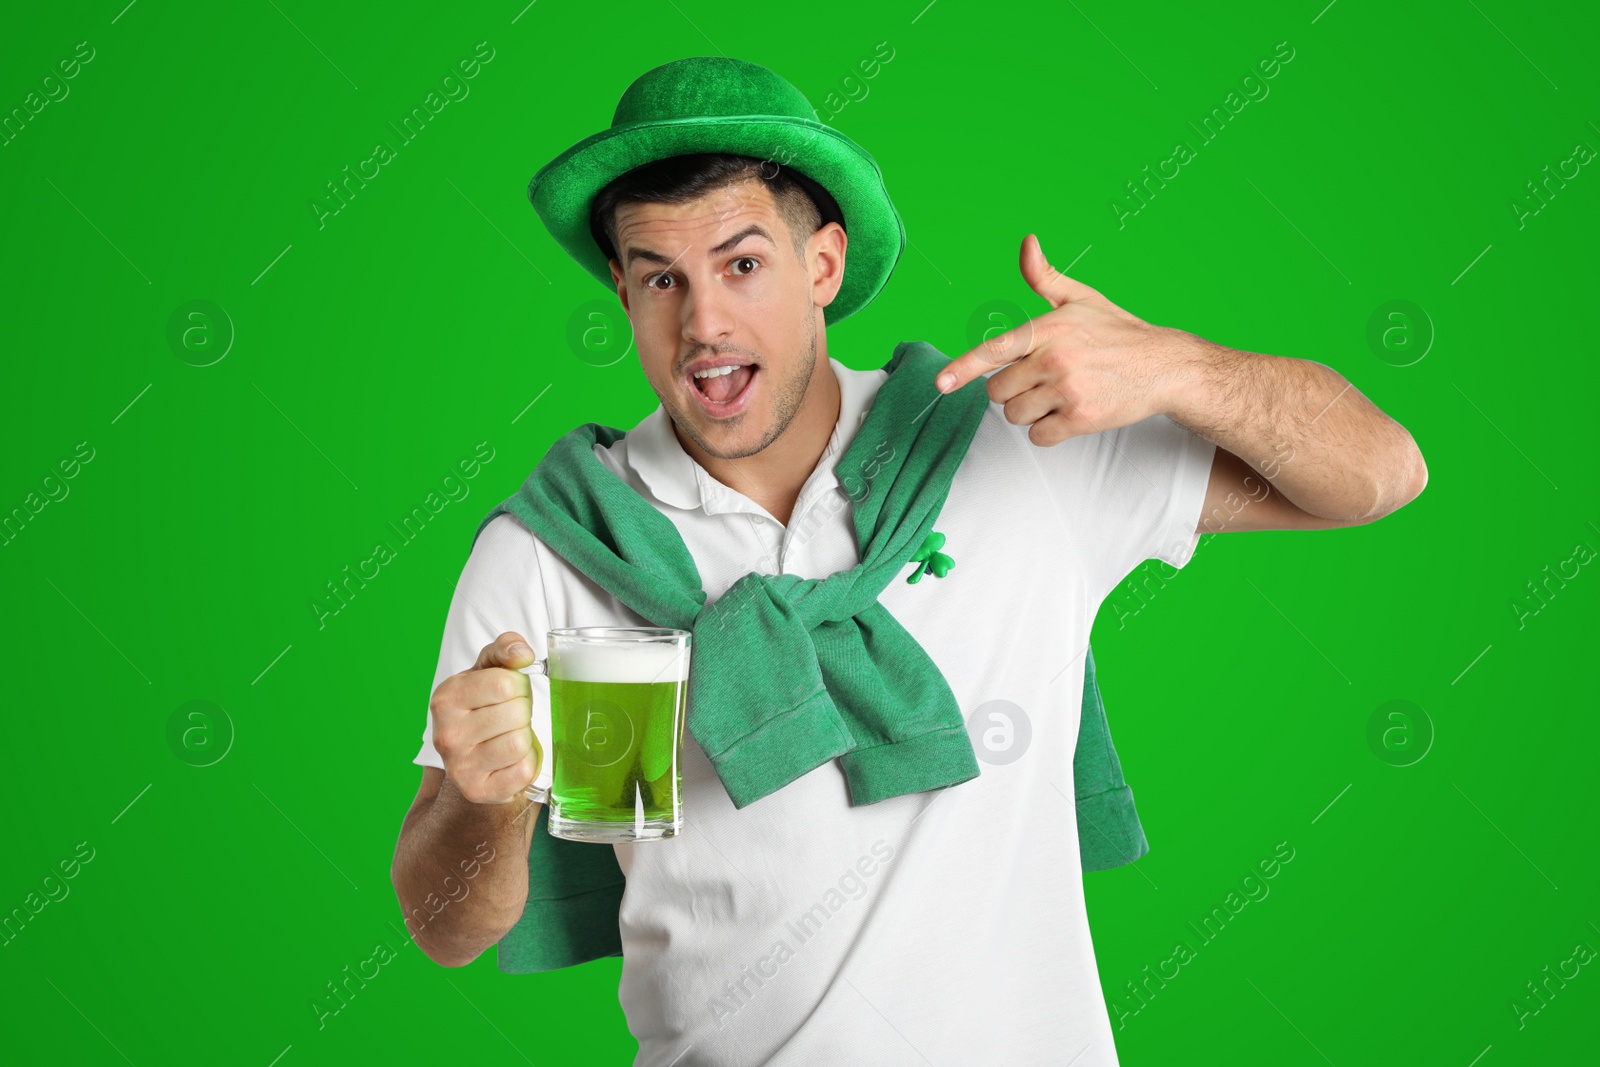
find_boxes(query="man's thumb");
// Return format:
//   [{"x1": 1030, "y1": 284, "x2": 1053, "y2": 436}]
[
  {"x1": 1020, "y1": 233, "x2": 1095, "y2": 310},
  {"x1": 475, "y1": 631, "x2": 536, "y2": 670}
]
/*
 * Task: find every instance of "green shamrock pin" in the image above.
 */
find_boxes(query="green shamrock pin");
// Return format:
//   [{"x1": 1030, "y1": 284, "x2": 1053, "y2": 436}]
[{"x1": 906, "y1": 530, "x2": 954, "y2": 584}]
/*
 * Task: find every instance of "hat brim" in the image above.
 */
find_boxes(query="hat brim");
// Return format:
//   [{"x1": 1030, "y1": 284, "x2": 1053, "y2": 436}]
[{"x1": 528, "y1": 116, "x2": 904, "y2": 326}]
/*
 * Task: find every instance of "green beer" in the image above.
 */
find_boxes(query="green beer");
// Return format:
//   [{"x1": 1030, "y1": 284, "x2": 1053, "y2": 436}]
[{"x1": 546, "y1": 629, "x2": 689, "y2": 842}]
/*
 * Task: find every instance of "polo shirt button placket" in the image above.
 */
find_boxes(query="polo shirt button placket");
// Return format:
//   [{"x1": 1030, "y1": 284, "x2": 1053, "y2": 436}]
[
  {"x1": 772, "y1": 523, "x2": 790, "y2": 574},
  {"x1": 743, "y1": 510, "x2": 784, "y2": 575},
  {"x1": 778, "y1": 508, "x2": 811, "y2": 575}
]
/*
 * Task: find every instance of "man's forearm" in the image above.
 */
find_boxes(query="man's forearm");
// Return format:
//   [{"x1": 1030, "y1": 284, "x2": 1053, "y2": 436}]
[
  {"x1": 1162, "y1": 335, "x2": 1427, "y2": 521},
  {"x1": 391, "y1": 775, "x2": 536, "y2": 967}
]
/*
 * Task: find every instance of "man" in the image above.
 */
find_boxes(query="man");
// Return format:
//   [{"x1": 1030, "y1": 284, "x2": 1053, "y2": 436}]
[{"x1": 391, "y1": 57, "x2": 1425, "y2": 1065}]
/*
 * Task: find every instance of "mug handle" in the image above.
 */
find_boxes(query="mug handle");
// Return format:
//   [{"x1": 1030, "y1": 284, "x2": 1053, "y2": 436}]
[{"x1": 520, "y1": 656, "x2": 550, "y2": 803}]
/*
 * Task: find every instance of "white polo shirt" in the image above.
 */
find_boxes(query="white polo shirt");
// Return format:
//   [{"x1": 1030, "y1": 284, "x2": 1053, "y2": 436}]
[{"x1": 415, "y1": 354, "x2": 1216, "y2": 1066}]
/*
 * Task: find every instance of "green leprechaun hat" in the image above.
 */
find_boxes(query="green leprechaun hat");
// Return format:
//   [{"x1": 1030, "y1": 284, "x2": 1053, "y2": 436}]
[{"x1": 526, "y1": 55, "x2": 906, "y2": 325}]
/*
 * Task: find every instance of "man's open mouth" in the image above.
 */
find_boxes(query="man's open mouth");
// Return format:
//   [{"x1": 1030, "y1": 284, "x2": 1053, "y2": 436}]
[{"x1": 690, "y1": 364, "x2": 758, "y2": 405}]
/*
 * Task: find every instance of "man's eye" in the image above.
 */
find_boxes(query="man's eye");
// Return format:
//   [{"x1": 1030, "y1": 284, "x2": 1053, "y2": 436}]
[
  {"x1": 644, "y1": 273, "x2": 675, "y2": 291},
  {"x1": 730, "y1": 256, "x2": 759, "y2": 275}
]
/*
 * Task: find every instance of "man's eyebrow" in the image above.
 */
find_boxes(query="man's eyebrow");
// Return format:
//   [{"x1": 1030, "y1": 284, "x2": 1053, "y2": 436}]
[{"x1": 624, "y1": 224, "x2": 776, "y2": 269}]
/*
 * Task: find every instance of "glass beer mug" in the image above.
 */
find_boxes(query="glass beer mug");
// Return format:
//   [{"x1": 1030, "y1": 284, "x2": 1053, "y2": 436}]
[{"x1": 523, "y1": 627, "x2": 690, "y2": 843}]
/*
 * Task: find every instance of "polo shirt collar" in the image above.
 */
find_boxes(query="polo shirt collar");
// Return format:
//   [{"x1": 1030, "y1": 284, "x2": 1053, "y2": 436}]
[{"x1": 624, "y1": 356, "x2": 878, "y2": 515}]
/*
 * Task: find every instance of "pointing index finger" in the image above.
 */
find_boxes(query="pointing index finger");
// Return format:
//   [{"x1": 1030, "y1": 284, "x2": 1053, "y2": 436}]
[{"x1": 935, "y1": 320, "x2": 1040, "y2": 393}]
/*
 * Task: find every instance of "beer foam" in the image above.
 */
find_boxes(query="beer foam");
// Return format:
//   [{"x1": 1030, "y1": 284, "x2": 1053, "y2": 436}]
[{"x1": 553, "y1": 640, "x2": 690, "y2": 683}]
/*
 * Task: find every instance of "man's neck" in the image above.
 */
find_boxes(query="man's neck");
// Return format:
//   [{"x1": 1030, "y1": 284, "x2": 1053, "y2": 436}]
[{"x1": 675, "y1": 358, "x2": 842, "y2": 528}]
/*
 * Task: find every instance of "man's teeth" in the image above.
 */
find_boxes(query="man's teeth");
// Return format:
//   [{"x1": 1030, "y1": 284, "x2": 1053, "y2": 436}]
[{"x1": 693, "y1": 365, "x2": 746, "y2": 379}]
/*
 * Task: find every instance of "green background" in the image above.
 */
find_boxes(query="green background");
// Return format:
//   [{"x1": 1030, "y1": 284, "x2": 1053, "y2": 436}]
[{"x1": 3, "y1": 0, "x2": 1596, "y2": 1063}]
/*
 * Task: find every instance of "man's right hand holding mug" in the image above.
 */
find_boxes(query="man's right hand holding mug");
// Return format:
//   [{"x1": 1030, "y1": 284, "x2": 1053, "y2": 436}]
[{"x1": 428, "y1": 631, "x2": 544, "y2": 806}]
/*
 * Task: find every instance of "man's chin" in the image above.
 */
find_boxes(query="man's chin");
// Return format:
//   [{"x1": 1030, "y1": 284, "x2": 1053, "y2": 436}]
[{"x1": 691, "y1": 418, "x2": 771, "y2": 460}]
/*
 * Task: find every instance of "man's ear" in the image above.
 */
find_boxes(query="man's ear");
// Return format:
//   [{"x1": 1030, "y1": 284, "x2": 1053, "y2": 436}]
[
  {"x1": 609, "y1": 258, "x2": 630, "y2": 316},
  {"x1": 808, "y1": 222, "x2": 847, "y2": 310}
]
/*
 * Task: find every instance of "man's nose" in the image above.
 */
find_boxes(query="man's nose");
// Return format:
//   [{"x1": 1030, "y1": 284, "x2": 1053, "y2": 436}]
[{"x1": 681, "y1": 275, "x2": 736, "y2": 347}]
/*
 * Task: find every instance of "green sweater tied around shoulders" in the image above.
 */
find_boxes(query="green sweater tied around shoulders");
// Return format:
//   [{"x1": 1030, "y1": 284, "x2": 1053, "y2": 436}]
[{"x1": 472, "y1": 341, "x2": 1149, "y2": 974}]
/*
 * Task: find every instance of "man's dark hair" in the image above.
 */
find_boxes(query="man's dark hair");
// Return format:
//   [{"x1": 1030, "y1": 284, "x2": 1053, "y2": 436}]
[{"x1": 590, "y1": 153, "x2": 842, "y2": 272}]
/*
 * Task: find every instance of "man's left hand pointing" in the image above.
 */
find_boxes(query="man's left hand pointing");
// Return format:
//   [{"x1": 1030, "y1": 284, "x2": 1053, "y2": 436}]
[{"x1": 934, "y1": 234, "x2": 1207, "y2": 446}]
